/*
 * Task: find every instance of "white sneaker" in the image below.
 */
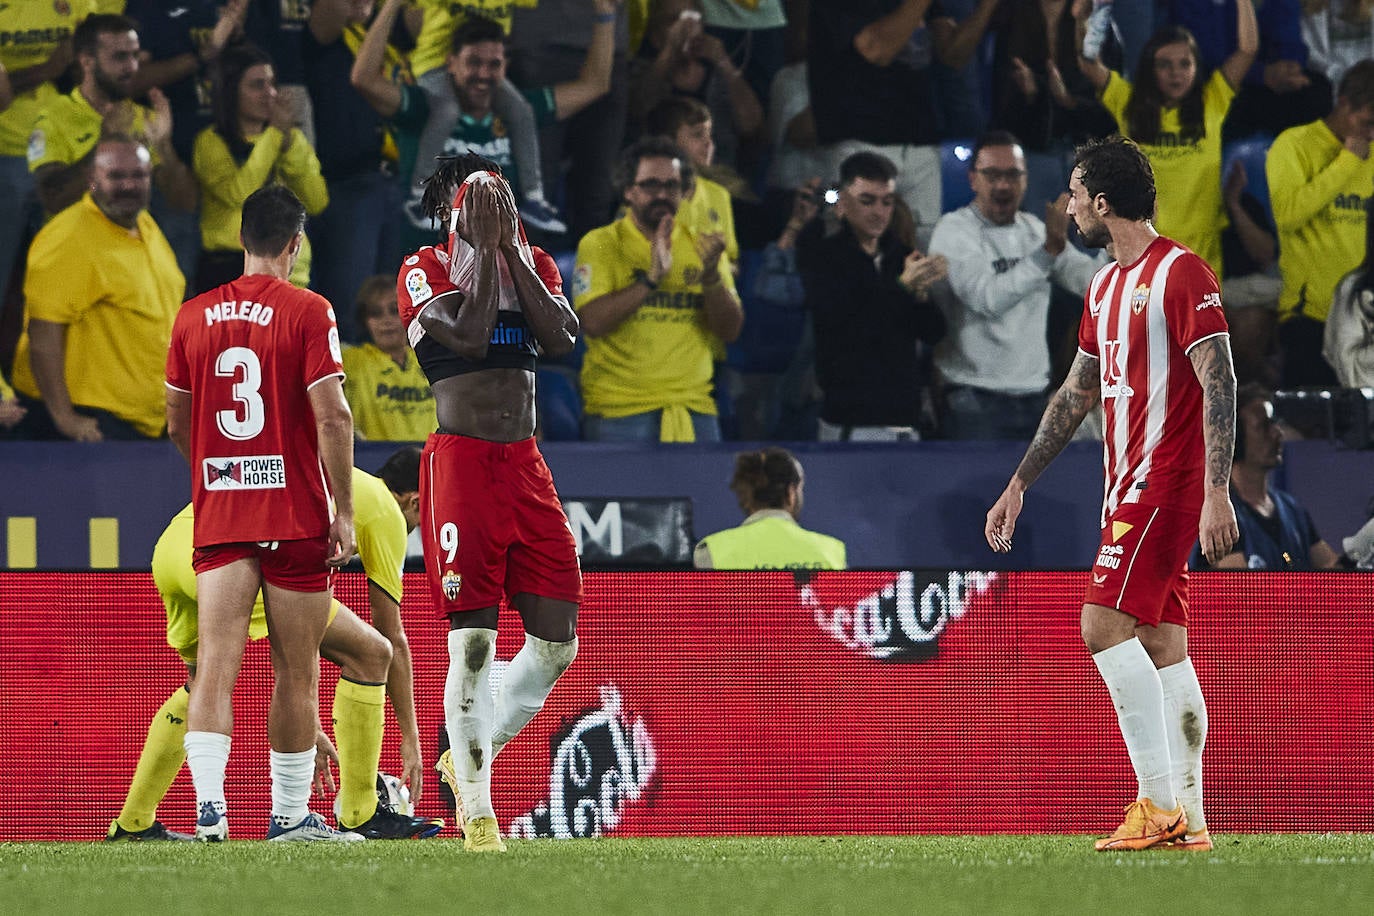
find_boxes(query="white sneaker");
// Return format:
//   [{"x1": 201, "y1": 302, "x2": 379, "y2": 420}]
[{"x1": 266, "y1": 811, "x2": 365, "y2": 842}]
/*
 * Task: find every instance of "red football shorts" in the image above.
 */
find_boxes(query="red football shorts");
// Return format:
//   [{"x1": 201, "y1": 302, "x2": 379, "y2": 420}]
[
  {"x1": 419, "y1": 433, "x2": 582, "y2": 614},
  {"x1": 1082, "y1": 503, "x2": 1198, "y2": 627},
  {"x1": 192, "y1": 534, "x2": 333, "y2": 592}
]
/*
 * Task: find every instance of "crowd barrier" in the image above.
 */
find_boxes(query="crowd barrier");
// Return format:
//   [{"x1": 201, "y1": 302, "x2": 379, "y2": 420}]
[
  {"x1": 1, "y1": 570, "x2": 1370, "y2": 841},
  {"x1": 1, "y1": 440, "x2": 1368, "y2": 570}
]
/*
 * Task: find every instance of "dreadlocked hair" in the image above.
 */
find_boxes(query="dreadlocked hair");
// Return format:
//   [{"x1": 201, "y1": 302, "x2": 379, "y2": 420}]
[{"x1": 417, "y1": 152, "x2": 505, "y2": 226}]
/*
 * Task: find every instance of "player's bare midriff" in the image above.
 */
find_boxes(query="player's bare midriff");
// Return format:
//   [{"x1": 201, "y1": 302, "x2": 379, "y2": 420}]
[{"x1": 433, "y1": 368, "x2": 536, "y2": 441}]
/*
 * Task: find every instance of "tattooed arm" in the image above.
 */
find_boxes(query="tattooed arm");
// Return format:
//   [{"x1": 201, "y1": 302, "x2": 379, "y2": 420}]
[
  {"x1": 985, "y1": 350, "x2": 1102, "y2": 552},
  {"x1": 1189, "y1": 335, "x2": 1241, "y2": 564}
]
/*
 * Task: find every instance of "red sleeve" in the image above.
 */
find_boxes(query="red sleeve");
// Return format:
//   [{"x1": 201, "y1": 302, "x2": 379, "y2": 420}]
[
  {"x1": 1165, "y1": 253, "x2": 1228, "y2": 352},
  {"x1": 1076, "y1": 289, "x2": 1099, "y2": 357},
  {"x1": 298, "y1": 288, "x2": 345, "y2": 388},
  {"x1": 396, "y1": 246, "x2": 458, "y2": 329},
  {"x1": 165, "y1": 302, "x2": 194, "y2": 391},
  {"x1": 532, "y1": 246, "x2": 565, "y2": 299}
]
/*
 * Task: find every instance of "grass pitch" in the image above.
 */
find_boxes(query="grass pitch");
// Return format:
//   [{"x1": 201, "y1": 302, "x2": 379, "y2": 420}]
[{"x1": 4, "y1": 834, "x2": 1372, "y2": 916}]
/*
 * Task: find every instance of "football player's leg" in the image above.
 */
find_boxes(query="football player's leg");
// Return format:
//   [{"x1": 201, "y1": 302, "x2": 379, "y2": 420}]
[
  {"x1": 320, "y1": 602, "x2": 391, "y2": 830},
  {"x1": 493, "y1": 596, "x2": 578, "y2": 758}
]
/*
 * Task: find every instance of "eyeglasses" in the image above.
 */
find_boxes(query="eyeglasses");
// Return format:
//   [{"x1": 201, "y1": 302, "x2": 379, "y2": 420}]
[
  {"x1": 974, "y1": 168, "x2": 1027, "y2": 184},
  {"x1": 632, "y1": 179, "x2": 684, "y2": 194}
]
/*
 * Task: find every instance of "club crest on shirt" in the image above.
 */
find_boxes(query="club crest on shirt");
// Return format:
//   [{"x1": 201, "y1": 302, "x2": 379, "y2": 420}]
[
  {"x1": 571, "y1": 263, "x2": 591, "y2": 299},
  {"x1": 442, "y1": 569, "x2": 462, "y2": 601},
  {"x1": 1131, "y1": 284, "x2": 1150, "y2": 315},
  {"x1": 405, "y1": 268, "x2": 432, "y2": 306}
]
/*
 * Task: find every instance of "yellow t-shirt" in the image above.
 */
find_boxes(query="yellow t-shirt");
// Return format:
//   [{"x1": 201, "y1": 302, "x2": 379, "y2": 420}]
[
  {"x1": 679, "y1": 175, "x2": 739, "y2": 264},
  {"x1": 0, "y1": 0, "x2": 98, "y2": 156},
  {"x1": 678, "y1": 175, "x2": 739, "y2": 361},
  {"x1": 10, "y1": 194, "x2": 185, "y2": 437},
  {"x1": 342, "y1": 342, "x2": 438, "y2": 442},
  {"x1": 1102, "y1": 69, "x2": 1234, "y2": 278},
  {"x1": 154, "y1": 468, "x2": 406, "y2": 664},
  {"x1": 1, "y1": 368, "x2": 15, "y2": 401},
  {"x1": 572, "y1": 213, "x2": 736, "y2": 431},
  {"x1": 27, "y1": 89, "x2": 161, "y2": 172},
  {"x1": 192, "y1": 125, "x2": 328, "y2": 288},
  {"x1": 695, "y1": 511, "x2": 848, "y2": 570},
  {"x1": 409, "y1": 0, "x2": 538, "y2": 76},
  {"x1": 1267, "y1": 117, "x2": 1374, "y2": 323}
]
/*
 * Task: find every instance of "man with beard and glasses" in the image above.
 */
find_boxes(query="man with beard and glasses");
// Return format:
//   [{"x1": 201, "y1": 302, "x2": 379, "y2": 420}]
[
  {"x1": 929, "y1": 130, "x2": 1104, "y2": 440},
  {"x1": 572, "y1": 135, "x2": 743, "y2": 441},
  {"x1": 27, "y1": 13, "x2": 197, "y2": 219},
  {"x1": 986, "y1": 135, "x2": 1238, "y2": 853},
  {"x1": 8, "y1": 135, "x2": 184, "y2": 441}
]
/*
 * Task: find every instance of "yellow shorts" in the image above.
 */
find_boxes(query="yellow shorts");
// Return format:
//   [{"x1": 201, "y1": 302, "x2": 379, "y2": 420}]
[{"x1": 154, "y1": 511, "x2": 341, "y2": 665}]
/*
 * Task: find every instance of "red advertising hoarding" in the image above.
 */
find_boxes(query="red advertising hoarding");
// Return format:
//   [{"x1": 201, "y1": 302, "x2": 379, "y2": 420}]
[{"x1": 1, "y1": 571, "x2": 1370, "y2": 841}]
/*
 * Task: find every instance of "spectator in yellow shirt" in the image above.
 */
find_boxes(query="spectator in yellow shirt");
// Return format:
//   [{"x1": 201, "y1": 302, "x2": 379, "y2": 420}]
[
  {"x1": 27, "y1": 13, "x2": 198, "y2": 219},
  {"x1": 342, "y1": 275, "x2": 438, "y2": 442},
  {"x1": 0, "y1": 0, "x2": 90, "y2": 303},
  {"x1": 192, "y1": 43, "x2": 328, "y2": 293},
  {"x1": 1079, "y1": 1, "x2": 1257, "y2": 279},
  {"x1": 573, "y1": 136, "x2": 743, "y2": 442},
  {"x1": 9, "y1": 135, "x2": 184, "y2": 441}
]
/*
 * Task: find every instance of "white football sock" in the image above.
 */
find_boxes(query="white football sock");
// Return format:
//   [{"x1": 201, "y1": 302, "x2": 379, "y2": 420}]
[
  {"x1": 1092, "y1": 638, "x2": 1176, "y2": 808},
  {"x1": 1158, "y1": 657, "x2": 1208, "y2": 833},
  {"x1": 492, "y1": 635, "x2": 577, "y2": 758},
  {"x1": 184, "y1": 730, "x2": 231, "y2": 814},
  {"x1": 446, "y1": 628, "x2": 497, "y2": 821},
  {"x1": 270, "y1": 748, "x2": 316, "y2": 826}
]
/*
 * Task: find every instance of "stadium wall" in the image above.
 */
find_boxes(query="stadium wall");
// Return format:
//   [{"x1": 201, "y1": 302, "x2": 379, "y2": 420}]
[
  {"x1": 0, "y1": 440, "x2": 1367, "y2": 570},
  {"x1": 1, "y1": 570, "x2": 1370, "y2": 841}
]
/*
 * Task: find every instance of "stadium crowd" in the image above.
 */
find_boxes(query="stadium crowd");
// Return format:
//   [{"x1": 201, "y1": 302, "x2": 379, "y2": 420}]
[{"x1": 2, "y1": 0, "x2": 1374, "y2": 445}]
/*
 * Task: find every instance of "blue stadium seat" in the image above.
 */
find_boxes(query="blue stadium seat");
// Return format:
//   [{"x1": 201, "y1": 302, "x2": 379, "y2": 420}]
[
  {"x1": 725, "y1": 249, "x2": 806, "y2": 375},
  {"x1": 940, "y1": 139, "x2": 975, "y2": 213},
  {"x1": 1221, "y1": 134, "x2": 1275, "y2": 226},
  {"x1": 536, "y1": 367, "x2": 582, "y2": 441}
]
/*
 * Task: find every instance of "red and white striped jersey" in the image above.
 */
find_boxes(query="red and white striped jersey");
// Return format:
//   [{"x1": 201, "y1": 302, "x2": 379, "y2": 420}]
[{"x1": 1077, "y1": 236, "x2": 1229, "y2": 521}]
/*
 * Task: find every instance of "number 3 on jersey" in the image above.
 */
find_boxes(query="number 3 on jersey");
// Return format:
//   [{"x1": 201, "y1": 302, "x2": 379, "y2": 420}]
[{"x1": 216, "y1": 346, "x2": 265, "y2": 440}]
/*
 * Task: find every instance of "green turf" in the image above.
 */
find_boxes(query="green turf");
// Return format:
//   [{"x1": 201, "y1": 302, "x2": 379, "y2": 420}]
[{"x1": 4, "y1": 835, "x2": 1373, "y2": 915}]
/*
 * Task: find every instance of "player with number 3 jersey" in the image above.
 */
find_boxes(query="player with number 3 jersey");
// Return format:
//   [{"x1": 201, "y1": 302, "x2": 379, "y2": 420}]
[{"x1": 165, "y1": 186, "x2": 359, "y2": 843}]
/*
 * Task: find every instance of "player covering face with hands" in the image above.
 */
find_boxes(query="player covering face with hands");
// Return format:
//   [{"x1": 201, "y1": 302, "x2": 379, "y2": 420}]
[{"x1": 396, "y1": 156, "x2": 582, "y2": 853}]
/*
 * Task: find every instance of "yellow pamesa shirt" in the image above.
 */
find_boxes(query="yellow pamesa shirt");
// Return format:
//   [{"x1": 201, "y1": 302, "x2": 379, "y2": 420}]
[
  {"x1": 1102, "y1": 69, "x2": 1234, "y2": 278},
  {"x1": 27, "y1": 90, "x2": 162, "y2": 172},
  {"x1": 1267, "y1": 117, "x2": 1374, "y2": 323},
  {"x1": 678, "y1": 175, "x2": 739, "y2": 361},
  {"x1": 154, "y1": 468, "x2": 407, "y2": 660},
  {"x1": 572, "y1": 213, "x2": 736, "y2": 438},
  {"x1": 192, "y1": 125, "x2": 328, "y2": 288},
  {"x1": 694, "y1": 510, "x2": 848, "y2": 570},
  {"x1": 342, "y1": 342, "x2": 438, "y2": 442},
  {"x1": 10, "y1": 194, "x2": 185, "y2": 437},
  {"x1": 0, "y1": 0, "x2": 97, "y2": 157},
  {"x1": 408, "y1": 0, "x2": 538, "y2": 76}
]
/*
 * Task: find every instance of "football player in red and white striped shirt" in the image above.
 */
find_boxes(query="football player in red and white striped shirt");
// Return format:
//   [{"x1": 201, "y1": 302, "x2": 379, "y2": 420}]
[{"x1": 985, "y1": 137, "x2": 1238, "y2": 853}]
